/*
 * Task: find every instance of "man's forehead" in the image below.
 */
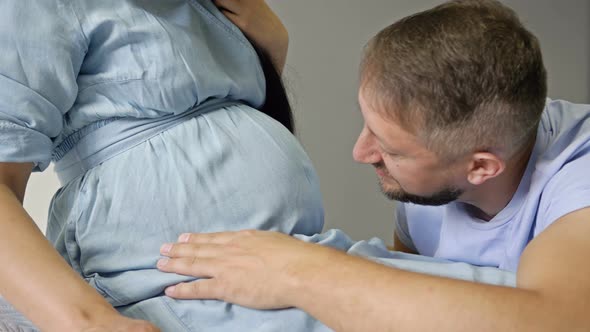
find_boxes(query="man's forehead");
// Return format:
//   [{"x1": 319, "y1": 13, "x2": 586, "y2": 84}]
[{"x1": 359, "y1": 89, "x2": 404, "y2": 129}]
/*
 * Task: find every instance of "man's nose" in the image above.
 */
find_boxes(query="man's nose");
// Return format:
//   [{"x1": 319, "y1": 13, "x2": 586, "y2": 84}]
[{"x1": 353, "y1": 126, "x2": 382, "y2": 164}]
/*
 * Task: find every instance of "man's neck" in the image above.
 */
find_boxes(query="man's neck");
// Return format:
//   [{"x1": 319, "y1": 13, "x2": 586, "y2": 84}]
[{"x1": 460, "y1": 140, "x2": 536, "y2": 221}]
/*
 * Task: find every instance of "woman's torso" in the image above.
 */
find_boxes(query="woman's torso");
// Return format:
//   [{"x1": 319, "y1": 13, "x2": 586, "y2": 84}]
[
  {"x1": 44, "y1": 2, "x2": 326, "y2": 326},
  {"x1": 53, "y1": 0, "x2": 266, "y2": 157}
]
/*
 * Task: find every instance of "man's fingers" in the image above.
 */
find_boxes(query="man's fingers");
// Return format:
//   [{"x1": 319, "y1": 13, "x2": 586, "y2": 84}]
[
  {"x1": 160, "y1": 242, "x2": 226, "y2": 258},
  {"x1": 157, "y1": 256, "x2": 218, "y2": 278},
  {"x1": 165, "y1": 279, "x2": 223, "y2": 300},
  {"x1": 176, "y1": 231, "x2": 241, "y2": 245}
]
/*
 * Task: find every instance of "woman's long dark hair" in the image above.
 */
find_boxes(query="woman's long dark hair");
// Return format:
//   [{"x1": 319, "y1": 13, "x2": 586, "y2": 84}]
[{"x1": 251, "y1": 44, "x2": 295, "y2": 134}]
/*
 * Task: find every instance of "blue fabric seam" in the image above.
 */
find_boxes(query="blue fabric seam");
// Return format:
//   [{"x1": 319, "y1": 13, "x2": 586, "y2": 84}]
[
  {"x1": 185, "y1": 0, "x2": 250, "y2": 50},
  {"x1": 53, "y1": 118, "x2": 119, "y2": 161},
  {"x1": 0, "y1": 73, "x2": 62, "y2": 115},
  {"x1": 0, "y1": 120, "x2": 30, "y2": 130},
  {"x1": 93, "y1": 277, "x2": 129, "y2": 306},
  {"x1": 184, "y1": 0, "x2": 266, "y2": 90},
  {"x1": 161, "y1": 297, "x2": 192, "y2": 331},
  {"x1": 64, "y1": 0, "x2": 90, "y2": 51},
  {"x1": 77, "y1": 77, "x2": 145, "y2": 94}
]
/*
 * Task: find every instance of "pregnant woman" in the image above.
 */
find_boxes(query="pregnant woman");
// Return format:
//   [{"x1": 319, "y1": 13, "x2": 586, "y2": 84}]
[{"x1": 0, "y1": 1, "x2": 324, "y2": 330}]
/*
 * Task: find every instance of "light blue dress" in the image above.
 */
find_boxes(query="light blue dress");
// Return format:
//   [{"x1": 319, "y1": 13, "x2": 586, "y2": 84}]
[
  {"x1": 0, "y1": 1, "x2": 517, "y2": 330},
  {"x1": 0, "y1": 0, "x2": 327, "y2": 330}
]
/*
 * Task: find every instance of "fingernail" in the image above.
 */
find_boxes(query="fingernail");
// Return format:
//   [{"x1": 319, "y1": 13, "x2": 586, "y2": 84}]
[
  {"x1": 157, "y1": 258, "x2": 169, "y2": 267},
  {"x1": 160, "y1": 243, "x2": 172, "y2": 254},
  {"x1": 165, "y1": 286, "x2": 176, "y2": 295},
  {"x1": 178, "y1": 233, "x2": 190, "y2": 242}
]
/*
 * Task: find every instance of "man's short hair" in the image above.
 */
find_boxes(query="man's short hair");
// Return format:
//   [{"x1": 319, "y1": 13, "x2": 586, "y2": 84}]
[{"x1": 361, "y1": 0, "x2": 547, "y2": 160}]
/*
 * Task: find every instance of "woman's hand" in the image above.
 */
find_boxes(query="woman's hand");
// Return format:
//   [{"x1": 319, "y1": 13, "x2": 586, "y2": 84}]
[
  {"x1": 214, "y1": 0, "x2": 289, "y2": 72},
  {"x1": 157, "y1": 230, "x2": 345, "y2": 309}
]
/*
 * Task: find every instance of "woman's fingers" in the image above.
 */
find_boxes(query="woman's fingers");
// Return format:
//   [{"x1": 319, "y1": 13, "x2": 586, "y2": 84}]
[
  {"x1": 213, "y1": 0, "x2": 240, "y2": 14},
  {"x1": 219, "y1": 9, "x2": 240, "y2": 26},
  {"x1": 212, "y1": 0, "x2": 289, "y2": 71}
]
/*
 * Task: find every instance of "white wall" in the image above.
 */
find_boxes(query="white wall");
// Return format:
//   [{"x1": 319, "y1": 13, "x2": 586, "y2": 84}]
[{"x1": 25, "y1": 1, "x2": 590, "y2": 242}]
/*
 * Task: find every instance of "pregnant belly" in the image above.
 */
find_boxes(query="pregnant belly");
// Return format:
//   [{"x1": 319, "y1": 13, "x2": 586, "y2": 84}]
[{"x1": 46, "y1": 105, "x2": 324, "y2": 306}]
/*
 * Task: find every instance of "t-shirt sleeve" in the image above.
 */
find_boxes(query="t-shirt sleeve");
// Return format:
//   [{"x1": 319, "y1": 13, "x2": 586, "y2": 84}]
[
  {"x1": 0, "y1": 0, "x2": 87, "y2": 171},
  {"x1": 394, "y1": 203, "x2": 418, "y2": 252},
  {"x1": 537, "y1": 147, "x2": 590, "y2": 231}
]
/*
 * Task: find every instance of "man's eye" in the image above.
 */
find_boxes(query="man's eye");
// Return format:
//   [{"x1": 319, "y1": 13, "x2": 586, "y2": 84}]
[
  {"x1": 381, "y1": 148, "x2": 398, "y2": 157},
  {"x1": 378, "y1": 143, "x2": 400, "y2": 157}
]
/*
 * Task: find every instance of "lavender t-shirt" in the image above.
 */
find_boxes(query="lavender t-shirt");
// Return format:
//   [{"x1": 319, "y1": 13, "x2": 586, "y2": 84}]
[{"x1": 395, "y1": 99, "x2": 590, "y2": 272}]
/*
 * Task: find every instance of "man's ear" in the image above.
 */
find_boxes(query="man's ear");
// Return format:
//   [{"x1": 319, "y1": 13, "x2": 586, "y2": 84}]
[{"x1": 466, "y1": 152, "x2": 505, "y2": 185}]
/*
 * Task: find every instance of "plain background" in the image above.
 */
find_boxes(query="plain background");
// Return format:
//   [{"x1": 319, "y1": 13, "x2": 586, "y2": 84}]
[{"x1": 25, "y1": 0, "x2": 590, "y2": 242}]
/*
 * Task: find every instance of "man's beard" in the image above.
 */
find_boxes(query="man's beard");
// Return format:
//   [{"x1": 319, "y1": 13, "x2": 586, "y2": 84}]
[{"x1": 380, "y1": 179, "x2": 463, "y2": 206}]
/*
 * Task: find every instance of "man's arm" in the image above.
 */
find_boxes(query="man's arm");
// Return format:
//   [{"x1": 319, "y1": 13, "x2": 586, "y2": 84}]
[
  {"x1": 159, "y1": 208, "x2": 590, "y2": 331},
  {"x1": 289, "y1": 209, "x2": 590, "y2": 331},
  {"x1": 0, "y1": 163, "x2": 158, "y2": 332}
]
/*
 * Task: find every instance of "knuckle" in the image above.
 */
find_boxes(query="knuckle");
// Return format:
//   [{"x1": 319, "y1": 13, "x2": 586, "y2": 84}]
[
  {"x1": 218, "y1": 282, "x2": 231, "y2": 300},
  {"x1": 190, "y1": 281, "x2": 202, "y2": 295},
  {"x1": 189, "y1": 255, "x2": 198, "y2": 267}
]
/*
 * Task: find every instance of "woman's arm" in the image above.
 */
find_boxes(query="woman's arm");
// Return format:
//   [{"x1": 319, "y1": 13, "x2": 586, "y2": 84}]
[
  {"x1": 215, "y1": 0, "x2": 289, "y2": 73},
  {"x1": 0, "y1": 163, "x2": 159, "y2": 332}
]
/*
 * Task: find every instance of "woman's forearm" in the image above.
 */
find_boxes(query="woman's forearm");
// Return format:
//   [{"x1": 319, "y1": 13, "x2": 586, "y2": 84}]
[
  {"x1": 215, "y1": 0, "x2": 289, "y2": 73},
  {"x1": 0, "y1": 185, "x2": 118, "y2": 331}
]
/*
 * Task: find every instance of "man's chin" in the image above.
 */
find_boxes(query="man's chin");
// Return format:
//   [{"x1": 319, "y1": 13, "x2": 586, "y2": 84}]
[{"x1": 380, "y1": 185, "x2": 462, "y2": 206}]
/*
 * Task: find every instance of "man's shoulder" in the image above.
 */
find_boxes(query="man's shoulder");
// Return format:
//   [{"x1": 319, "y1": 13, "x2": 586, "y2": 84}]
[
  {"x1": 541, "y1": 99, "x2": 590, "y2": 140},
  {"x1": 531, "y1": 99, "x2": 590, "y2": 232},
  {"x1": 536, "y1": 99, "x2": 590, "y2": 167}
]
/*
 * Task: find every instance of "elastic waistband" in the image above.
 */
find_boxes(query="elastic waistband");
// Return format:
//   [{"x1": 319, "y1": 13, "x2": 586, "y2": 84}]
[{"x1": 54, "y1": 98, "x2": 240, "y2": 186}]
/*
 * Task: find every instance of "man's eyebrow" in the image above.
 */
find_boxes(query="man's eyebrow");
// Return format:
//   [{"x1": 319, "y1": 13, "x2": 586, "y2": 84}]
[
  {"x1": 368, "y1": 127, "x2": 396, "y2": 151},
  {"x1": 371, "y1": 125, "x2": 409, "y2": 155}
]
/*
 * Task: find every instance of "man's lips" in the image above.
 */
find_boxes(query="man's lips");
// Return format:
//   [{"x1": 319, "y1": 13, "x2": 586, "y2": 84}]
[{"x1": 375, "y1": 167, "x2": 389, "y2": 177}]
